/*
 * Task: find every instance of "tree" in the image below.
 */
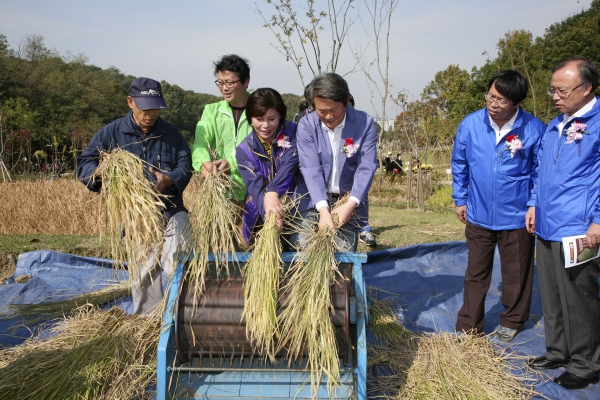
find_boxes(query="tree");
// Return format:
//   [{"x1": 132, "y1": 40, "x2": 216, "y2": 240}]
[
  {"x1": 351, "y1": 0, "x2": 398, "y2": 166},
  {"x1": 256, "y1": 0, "x2": 356, "y2": 87}
]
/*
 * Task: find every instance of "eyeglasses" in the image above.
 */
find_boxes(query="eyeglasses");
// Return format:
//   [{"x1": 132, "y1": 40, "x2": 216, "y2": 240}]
[
  {"x1": 546, "y1": 82, "x2": 586, "y2": 98},
  {"x1": 484, "y1": 93, "x2": 508, "y2": 107},
  {"x1": 215, "y1": 79, "x2": 240, "y2": 88}
]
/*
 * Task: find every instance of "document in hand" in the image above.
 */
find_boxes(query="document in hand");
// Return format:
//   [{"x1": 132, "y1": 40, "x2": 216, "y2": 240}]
[{"x1": 561, "y1": 234, "x2": 600, "y2": 268}]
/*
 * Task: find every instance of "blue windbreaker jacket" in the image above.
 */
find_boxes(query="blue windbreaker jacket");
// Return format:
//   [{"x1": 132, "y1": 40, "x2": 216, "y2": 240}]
[
  {"x1": 534, "y1": 97, "x2": 600, "y2": 241},
  {"x1": 452, "y1": 107, "x2": 545, "y2": 230},
  {"x1": 77, "y1": 111, "x2": 192, "y2": 218}
]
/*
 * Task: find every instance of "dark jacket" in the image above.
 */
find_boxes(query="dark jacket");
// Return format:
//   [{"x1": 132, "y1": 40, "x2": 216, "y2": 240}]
[
  {"x1": 77, "y1": 111, "x2": 192, "y2": 218},
  {"x1": 236, "y1": 120, "x2": 300, "y2": 243}
]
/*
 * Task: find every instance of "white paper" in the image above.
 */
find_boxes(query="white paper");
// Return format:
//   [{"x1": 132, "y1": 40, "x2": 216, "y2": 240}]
[{"x1": 561, "y1": 235, "x2": 600, "y2": 268}]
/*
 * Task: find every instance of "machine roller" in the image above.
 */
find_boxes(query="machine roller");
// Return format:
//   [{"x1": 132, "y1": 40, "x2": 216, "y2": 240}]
[{"x1": 157, "y1": 252, "x2": 368, "y2": 400}]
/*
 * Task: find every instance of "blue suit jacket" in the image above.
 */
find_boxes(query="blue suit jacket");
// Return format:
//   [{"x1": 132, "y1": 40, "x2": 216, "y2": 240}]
[{"x1": 296, "y1": 105, "x2": 378, "y2": 230}]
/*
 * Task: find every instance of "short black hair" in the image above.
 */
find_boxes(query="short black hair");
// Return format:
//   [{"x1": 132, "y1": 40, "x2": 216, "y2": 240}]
[
  {"x1": 348, "y1": 93, "x2": 355, "y2": 107},
  {"x1": 213, "y1": 54, "x2": 250, "y2": 84},
  {"x1": 306, "y1": 73, "x2": 349, "y2": 107},
  {"x1": 487, "y1": 70, "x2": 528, "y2": 104},
  {"x1": 553, "y1": 56, "x2": 598, "y2": 92},
  {"x1": 246, "y1": 88, "x2": 287, "y2": 127}
]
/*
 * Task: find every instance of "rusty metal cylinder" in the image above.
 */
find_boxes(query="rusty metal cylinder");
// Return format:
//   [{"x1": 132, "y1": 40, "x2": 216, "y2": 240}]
[{"x1": 175, "y1": 266, "x2": 350, "y2": 364}]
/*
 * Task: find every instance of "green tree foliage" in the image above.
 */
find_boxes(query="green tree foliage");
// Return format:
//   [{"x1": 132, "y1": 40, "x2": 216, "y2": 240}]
[
  {"x1": 393, "y1": 0, "x2": 600, "y2": 155},
  {"x1": 0, "y1": 34, "x2": 232, "y2": 174}
]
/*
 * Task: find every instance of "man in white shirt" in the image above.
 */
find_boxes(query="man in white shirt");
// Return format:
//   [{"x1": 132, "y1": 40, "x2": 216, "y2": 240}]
[
  {"x1": 452, "y1": 70, "x2": 545, "y2": 342},
  {"x1": 527, "y1": 56, "x2": 600, "y2": 390},
  {"x1": 293, "y1": 73, "x2": 378, "y2": 251}
]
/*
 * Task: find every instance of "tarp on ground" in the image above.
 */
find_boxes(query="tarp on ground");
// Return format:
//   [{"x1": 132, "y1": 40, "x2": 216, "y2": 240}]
[{"x1": 1, "y1": 243, "x2": 599, "y2": 399}]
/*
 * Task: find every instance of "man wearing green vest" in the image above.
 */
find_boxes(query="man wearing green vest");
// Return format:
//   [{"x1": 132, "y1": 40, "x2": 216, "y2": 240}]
[{"x1": 191, "y1": 54, "x2": 252, "y2": 201}]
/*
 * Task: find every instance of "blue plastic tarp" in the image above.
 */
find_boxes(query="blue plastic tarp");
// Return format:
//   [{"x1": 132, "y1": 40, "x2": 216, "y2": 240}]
[
  {"x1": 1, "y1": 244, "x2": 599, "y2": 399},
  {"x1": 364, "y1": 242, "x2": 600, "y2": 400}
]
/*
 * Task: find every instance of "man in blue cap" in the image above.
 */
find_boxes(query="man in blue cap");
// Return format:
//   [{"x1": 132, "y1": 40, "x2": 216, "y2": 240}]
[{"x1": 77, "y1": 77, "x2": 192, "y2": 315}]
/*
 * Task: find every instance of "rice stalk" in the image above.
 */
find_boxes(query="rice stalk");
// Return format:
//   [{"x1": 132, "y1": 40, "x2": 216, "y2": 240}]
[
  {"x1": 277, "y1": 227, "x2": 341, "y2": 399},
  {"x1": 241, "y1": 213, "x2": 282, "y2": 362},
  {"x1": 368, "y1": 332, "x2": 541, "y2": 399},
  {"x1": 0, "y1": 283, "x2": 130, "y2": 324},
  {"x1": 367, "y1": 294, "x2": 413, "y2": 345},
  {"x1": 94, "y1": 148, "x2": 165, "y2": 283},
  {"x1": 0, "y1": 304, "x2": 161, "y2": 400},
  {"x1": 183, "y1": 172, "x2": 243, "y2": 300}
]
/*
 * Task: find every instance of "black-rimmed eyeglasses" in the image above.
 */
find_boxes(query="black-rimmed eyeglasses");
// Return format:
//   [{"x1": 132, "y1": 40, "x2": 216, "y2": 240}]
[{"x1": 215, "y1": 79, "x2": 240, "y2": 88}]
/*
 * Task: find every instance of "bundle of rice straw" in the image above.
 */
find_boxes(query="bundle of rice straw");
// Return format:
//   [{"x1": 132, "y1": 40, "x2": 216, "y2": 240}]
[
  {"x1": 0, "y1": 304, "x2": 161, "y2": 399},
  {"x1": 242, "y1": 213, "x2": 282, "y2": 361},
  {"x1": 368, "y1": 332, "x2": 540, "y2": 399},
  {"x1": 184, "y1": 172, "x2": 244, "y2": 299},
  {"x1": 367, "y1": 293, "x2": 413, "y2": 344},
  {"x1": 277, "y1": 227, "x2": 341, "y2": 399},
  {"x1": 94, "y1": 148, "x2": 165, "y2": 282},
  {"x1": 0, "y1": 282, "x2": 130, "y2": 324}
]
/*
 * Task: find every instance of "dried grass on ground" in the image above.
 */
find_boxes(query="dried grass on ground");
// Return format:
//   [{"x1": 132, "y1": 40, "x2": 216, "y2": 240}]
[
  {"x1": 0, "y1": 179, "x2": 105, "y2": 235},
  {"x1": 367, "y1": 293, "x2": 540, "y2": 399},
  {"x1": 0, "y1": 176, "x2": 204, "y2": 236},
  {"x1": 0, "y1": 305, "x2": 160, "y2": 400}
]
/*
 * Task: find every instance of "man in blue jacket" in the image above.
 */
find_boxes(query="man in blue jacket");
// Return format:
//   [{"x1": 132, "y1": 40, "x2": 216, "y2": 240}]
[
  {"x1": 452, "y1": 70, "x2": 545, "y2": 342},
  {"x1": 294, "y1": 73, "x2": 378, "y2": 251},
  {"x1": 77, "y1": 77, "x2": 192, "y2": 315},
  {"x1": 526, "y1": 56, "x2": 600, "y2": 390}
]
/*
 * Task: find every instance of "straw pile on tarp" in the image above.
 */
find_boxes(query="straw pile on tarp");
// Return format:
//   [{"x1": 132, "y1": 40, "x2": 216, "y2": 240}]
[
  {"x1": 0, "y1": 283, "x2": 130, "y2": 324},
  {"x1": 366, "y1": 297, "x2": 540, "y2": 399},
  {"x1": 277, "y1": 226, "x2": 341, "y2": 398},
  {"x1": 367, "y1": 294, "x2": 413, "y2": 345},
  {"x1": 0, "y1": 305, "x2": 161, "y2": 400},
  {"x1": 242, "y1": 213, "x2": 282, "y2": 362},
  {"x1": 94, "y1": 148, "x2": 165, "y2": 282},
  {"x1": 183, "y1": 172, "x2": 244, "y2": 301}
]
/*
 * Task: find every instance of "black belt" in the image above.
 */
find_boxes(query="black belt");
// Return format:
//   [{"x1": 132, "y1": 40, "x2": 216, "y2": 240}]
[{"x1": 328, "y1": 192, "x2": 340, "y2": 203}]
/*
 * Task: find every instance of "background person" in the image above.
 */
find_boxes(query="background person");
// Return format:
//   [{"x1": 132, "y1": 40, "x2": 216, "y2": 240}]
[
  {"x1": 294, "y1": 73, "x2": 378, "y2": 251},
  {"x1": 77, "y1": 77, "x2": 192, "y2": 315},
  {"x1": 235, "y1": 88, "x2": 301, "y2": 246},
  {"x1": 452, "y1": 70, "x2": 544, "y2": 342},
  {"x1": 191, "y1": 54, "x2": 252, "y2": 202},
  {"x1": 527, "y1": 56, "x2": 600, "y2": 390}
]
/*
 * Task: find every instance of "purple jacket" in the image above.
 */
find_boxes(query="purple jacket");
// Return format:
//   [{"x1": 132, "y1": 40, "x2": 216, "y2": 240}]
[
  {"x1": 236, "y1": 121, "x2": 300, "y2": 243},
  {"x1": 296, "y1": 105, "x2": 378, "y2": 231}
]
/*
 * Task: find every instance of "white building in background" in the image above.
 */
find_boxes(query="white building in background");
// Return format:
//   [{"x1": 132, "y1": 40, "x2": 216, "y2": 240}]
[{"x1": 375, "y1": 119, "x2": 395, "y2": 132}]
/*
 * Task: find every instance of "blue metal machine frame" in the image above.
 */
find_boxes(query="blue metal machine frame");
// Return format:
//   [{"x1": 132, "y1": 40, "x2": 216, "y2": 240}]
[{"x1": 157, "y1": 252, "x2": 368, "y2": 400}]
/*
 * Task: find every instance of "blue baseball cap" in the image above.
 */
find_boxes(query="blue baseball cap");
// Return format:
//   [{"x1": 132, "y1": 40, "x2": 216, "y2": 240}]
[{"x1": 128, "y1": 77, "x2": 168, "y2": 110}]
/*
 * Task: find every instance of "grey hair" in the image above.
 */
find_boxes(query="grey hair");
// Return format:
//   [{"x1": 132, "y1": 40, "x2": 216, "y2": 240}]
[
  {"x1": 553, "y1": 56, "x2": 598, "y2": 92},
  {"x1": 305, "y1": 73, "x2": 350, "y2": 107}
]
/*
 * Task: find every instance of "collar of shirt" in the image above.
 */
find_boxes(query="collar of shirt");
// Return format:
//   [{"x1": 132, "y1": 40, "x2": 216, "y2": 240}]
[
  {"x1": 557, "y1": 97, "x2": 597, "y2": 136},
  {"x1": 489, "y1": 109, "x2": 519, "y2": 145},
  {"x1": 320, "y1": 115, "x2": 347, "y2": 134}
]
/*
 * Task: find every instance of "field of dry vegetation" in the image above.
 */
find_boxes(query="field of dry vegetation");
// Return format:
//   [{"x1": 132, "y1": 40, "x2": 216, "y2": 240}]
[{"x1": 0, "y1": 176, "x2": 464, "y2": 282}]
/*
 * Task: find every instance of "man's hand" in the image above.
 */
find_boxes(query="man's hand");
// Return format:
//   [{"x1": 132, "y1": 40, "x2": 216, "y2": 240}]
[
  {"x1": 332, "y1": 200, "x2": 357, "y2": 229},
  {"x1": 455, "y1": 205, "x2": 467, "y2": 224},
  {"x1": 525, "y1": 206, "x2": 536, "y2": 234},
  {"x1": 317, "y1": 207, "x2": 336, "y2": 231},
  {"x1": 200, "y1": 159, "x2": 230, "y2": 178},
  {"x1": 149, "y1": 167, "x2": 173, "y2": 193},
  {"x1": 585, "y1": 222, "x2": 600, "y2": 248},
  {"x1": 263, "y1": 192, "x2": 284, "y2": 231}
]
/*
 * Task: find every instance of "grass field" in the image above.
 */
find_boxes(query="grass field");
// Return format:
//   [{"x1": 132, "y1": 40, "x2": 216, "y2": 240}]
[
  {"x1": 0, "y1": 205, "x2": 465, "y2": 282},
  {"x1": 0, "y1": 178, "x2": 465, "y2": 282}
]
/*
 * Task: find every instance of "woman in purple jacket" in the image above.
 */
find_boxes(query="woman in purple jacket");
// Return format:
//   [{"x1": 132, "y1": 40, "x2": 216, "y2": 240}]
[{"x1": 235, "y1": 88, "x2": 300, "y2": 245}]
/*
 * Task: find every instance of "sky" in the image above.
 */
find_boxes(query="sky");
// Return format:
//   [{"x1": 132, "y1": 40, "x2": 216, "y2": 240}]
[{"x1": 0, "y1": 0, "x2": 593, "y2": 118}]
